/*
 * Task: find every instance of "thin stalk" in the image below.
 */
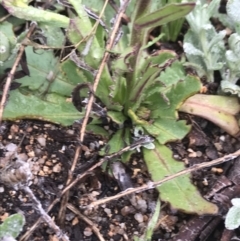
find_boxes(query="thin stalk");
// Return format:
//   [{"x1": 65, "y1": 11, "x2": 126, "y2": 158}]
[{"x1": 124, "y1": 0, "x2": 151, "y2": 113}]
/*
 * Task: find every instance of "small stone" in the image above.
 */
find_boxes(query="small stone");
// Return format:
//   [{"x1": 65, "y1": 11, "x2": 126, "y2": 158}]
[
  {"x1": 28, "y1": 151, "x2": 35, "y2": 157},
  {"x1": 45, "y1": 161, "x2": 53, "y2": 166},
  {"x1": 220, "y1": 135, "x2": 226, "y2": 142},
  {"x1": 17, "y1": 153, "x2": 28, "y2": 162},
  {"x1": 0, "y1": 186, "x2": 4, "y2": 193},
  {"x1": 214, "y1": 142, "x2": 222, "y2": 151},
  {"x1": 72, "y1": 217, "x2": 79, "y2": 225},
  {"x1": 10, "y1": 124, "x2": 19, "y2": 134},
  {"x1": 37, "y1": 136, "x2": 46, "y2": 147},
  {"x1": 53, "y1": 163, "x2": 61, "y2": 173},
  {"x1": 26, "y1": 127, "x2": 33, "y2": 132},
  {"x1": 121, "y1": 206, "x2": 131, "y2": 216},
  {"x1": 43, "y1": 166, "x2": 49, "y2": 172},
  {"x1": 188, "y1": 152, "x2": 197, "y2": 158},
  {"x1": 51, "y1": 159, "x2": 57, "y2": 163},
  {"x1": 137, "y1": 199, "x2": 147, "y2": 213},
  {"x1": 134, "y1": 213, "x2": 143, "y2": 223},
  {"x1": 196, "y1": 151, "x2": 202, "y2": 157},
  {"x1": 66, "y1": 129, "x2": 74, "y2": 135},
  {"x1": 98, "y1": 140, "x2": 104, "y2": 145},
  {"x1": 104, "y1": 208, "x2": 112, "y2": 216},
  {"x1": 84, "y1": 227, "x2": 93, "y2": 236},
  {"x1": 65, "y1": 212, "x2": 75, "y2": 221},
  {"x1": 38, "y1": 158, "x2": 45, "y2": 164},
  {"x1": 31, "y1": 163, "x2": 40, "y2": 174},
  {"x1": 211, "y1": 167, "x2": 223, "y2": 174},
  {"x1": 38, "y1": 170, "x2": 45, "y2": 176}
]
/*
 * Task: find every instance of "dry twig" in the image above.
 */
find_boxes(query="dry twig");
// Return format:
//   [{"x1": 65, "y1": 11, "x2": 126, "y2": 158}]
[
  {"x1": 67, "y1": 203, "x2": 106, "y2": 241},
  {"x1": 88, "y1": 150, "x2": 240, "y2": 208},
  {"x1": 57, "y1": 0, "x2": 110, "y2": 227}
]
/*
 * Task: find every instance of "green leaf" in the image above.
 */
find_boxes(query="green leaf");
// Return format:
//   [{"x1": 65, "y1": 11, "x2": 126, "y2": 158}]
[
  {"x1": 144, "y1": 119, "x2": 190, "y2": 144},
  {"x1": 138, "y1": 69, "x2": 201, "y2": 144},
  {"x1": 3, "y1": 90, "x2": 83, "y2": 126},
  {"x1": 128, "y1": 51, "x2": 177, "y2": 112},
  {"x1": 107, "y1": 111, "x2": 126, "y2": 125},
  {"x1": 134, "y1": 3, "x2": 195, "y2": 29},
  {"x1": 15, "y1": 47, "x2": 83, "y2": 96},
  {"x1": 99, "y1": 128, "x2": 132, "y2": 163},
  {"x1": 0, "y1": 213, "x2": 25, "y2": 238},
  {"x1": 111, "y1": 76, "x2": 127, "y2": 106},
  {"x1": 100, "y1": 129, "x2": 125, "y2": 155},
  {"x1": 86, "y1": 125, "x2": 109, "y2": 139},
  {"x1": 149, "y1": 74, "x2": 202, "y2": 119},
  {"x1": 161, "y1": 18, "x2": 185, "y2": 42},
  {"x1": 60, "y1": 59, "x2": 89, "y2": 86},
  {"x1": 143, "y1": 143, "x2": 219, "y2": 214},
  {"x1": 38, "y1": 23, "x2": 65, "y2": 48}
]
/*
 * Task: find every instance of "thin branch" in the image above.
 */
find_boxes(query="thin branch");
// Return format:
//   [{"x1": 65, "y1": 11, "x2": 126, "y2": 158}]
[
  {"x1": 58, "y1": 0, "x2": 112, "y2": 227},
  {"x1": 79, "y1": 0, "x2": 131, "y2": 142},
  {"x1": 88, "y1": 149, "x2": 240, "y2": 208},
  {"x1": 67, "y1": 203, "x2": 106, "y2": 241}
]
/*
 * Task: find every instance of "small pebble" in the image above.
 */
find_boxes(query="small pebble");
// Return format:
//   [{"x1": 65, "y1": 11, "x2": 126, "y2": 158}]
[
  {"x1": 187, "y1": 148, "x2": 194, "y2": 153},
  {"x1": 53, "y1": 163, "x2": 61, "y2": 173},
  {"x1": 188, "y1": 152, "x2": 197, "y2": 158},
  {"x1": 43, "y1": 166, "x2": 49, "y2": 173},
  {"x1": 37, "y1": 136, "x2": 46, "y2": 147},
  {"x1": 214, "y1": 143, "x2": 222, "y2": 151},
  {"x1": 45, "y1": 161, "x2": 53, "y2": 166},
  {"x1": 104, "y1": 208, "x2": 112, "y2": 216},
  {"x1": 10, "y1": 124, "x2": 19, "y2": 134},
  {"x1": 72, "y1": 217, "x2": 79, "y2": 225},
  {"x1": 84, "y1": 227, "x2": 93, "y2": 236},
  {"x1": 121, "y1": 206, "x2": 134, "y2": 216},
  {"x1": 196, "y1": 151, "x2": 202, "y2": 157},
  {"x1": 28, "y1": 151, "x2": 35, "y2": 157},
  {"x1": 134, "y1": 213, "x2": 143, "y2": 223},
  {"x1": 137, "y1": 199, "x2": 147, "y2": 213},
  {"x1": 17, "y1": 153, "x2": 28, "y2": 162},
  {"x1": 220, "y1": 135, "x2": 225, "y2": 142}
]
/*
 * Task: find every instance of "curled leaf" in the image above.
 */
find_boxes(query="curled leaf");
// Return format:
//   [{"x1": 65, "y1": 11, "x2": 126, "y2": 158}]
[{"x1": 179, "y1": 94, "x2": 240, "y2": 137}]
